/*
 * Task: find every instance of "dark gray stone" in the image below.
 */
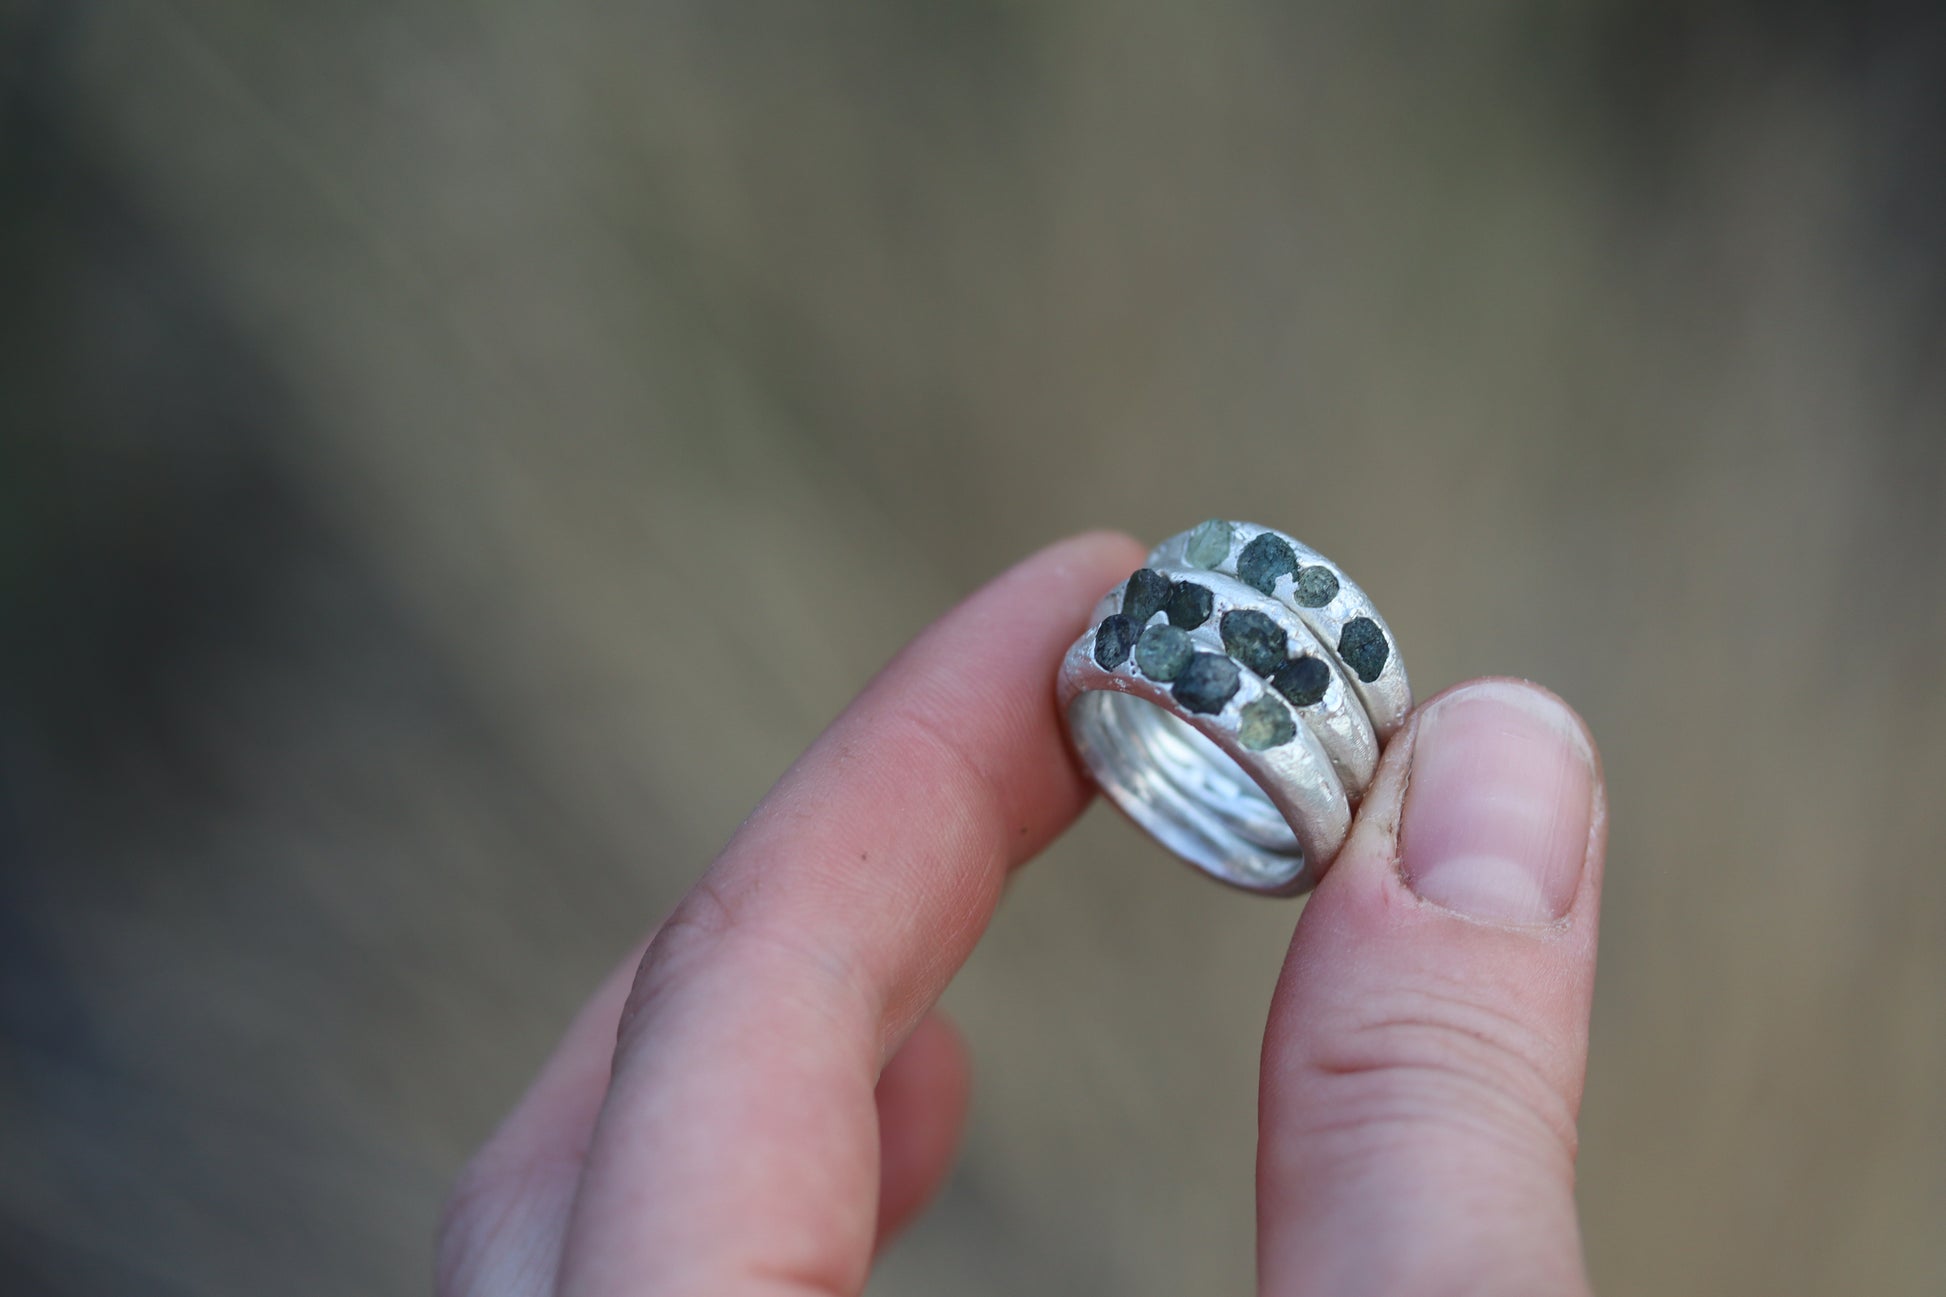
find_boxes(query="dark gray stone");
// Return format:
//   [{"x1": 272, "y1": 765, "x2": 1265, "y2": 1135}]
[
  {"x1": 1134, "y1": 624, "x2": 1193, "y2": 681},
  {"x1": 1270, "y1": 655, "x2": 1331, "y2": 707},
  {"x1": 1093, "y1": 615, "x2": 1136, "y2": 670},
  {"x1": 1238, "y1": 695, "x2": 1298, "y2": 750},
  {"x1": 1220, "y1": 609, "x2": 1289, "y2": 676},
  {"x1": 1337, "y1": 617, "x2": 1390, "y2": 683},
  {"x1": 1121, "y1": 568, "x2": 1172, "y2": 623},
  {"x1": 1237, "y1": 532, "x2": 1297, "y2": 594},
  {"x1": 1163, "y1": 580, "x2": 1214, "y2": 630},
  {"x1": 1186, "y1": 518, "x2": 1233, "y2": 568},
  {"x1": 1292, "y1": 565, "x2": 1340, "y2": 608},
  {"x1": 1172, "y1": 653, "x2": 1240, "y2": 714}
]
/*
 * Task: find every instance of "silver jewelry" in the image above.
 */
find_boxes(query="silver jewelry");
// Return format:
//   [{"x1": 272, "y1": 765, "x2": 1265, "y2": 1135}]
[{"x1": 1057, "y1": 521, "x2": 1411, "y2": 896}]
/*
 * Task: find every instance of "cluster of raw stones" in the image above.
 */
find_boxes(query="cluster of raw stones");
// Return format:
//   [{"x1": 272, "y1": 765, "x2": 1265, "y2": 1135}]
[
  {"x1": 1089, "y1": 522, "x2": 1393, "y2": 753},
  {"x1": 1196, "y1": 520, "x2": 1390, "y2": 684}
]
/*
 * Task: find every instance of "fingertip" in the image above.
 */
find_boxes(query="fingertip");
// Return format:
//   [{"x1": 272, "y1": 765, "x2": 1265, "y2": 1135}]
[
  {"x1": 1416, "y1": 675, "x2": 1604, "y2": 784},
  {"x1": 1396, "y1": 678, "x2": 1600, "y2": 926},
  {"x1": 874, "y1": 1012, "x2": 972, "y2": 1246},
  {"x1": 1054, "y1": 527, "x2": 1149, "y2": 566},
  {"x1": 999, "y1": 529, "x2": 1148, "y2": 603},
  {"x1": 1323, "y1": 676, "x2": 1605, "y2": 926}
]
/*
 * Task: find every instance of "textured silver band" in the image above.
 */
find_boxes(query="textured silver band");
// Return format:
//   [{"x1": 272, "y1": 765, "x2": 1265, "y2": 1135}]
[{"x1": 1057, "y1": 521, "x2": 1411, "y2": 896}]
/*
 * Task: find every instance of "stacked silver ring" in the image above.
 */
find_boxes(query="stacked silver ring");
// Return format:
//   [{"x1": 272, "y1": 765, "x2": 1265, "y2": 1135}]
[{"x1": 1057, "y1": 521, "x2": 1411, "y2": 896}]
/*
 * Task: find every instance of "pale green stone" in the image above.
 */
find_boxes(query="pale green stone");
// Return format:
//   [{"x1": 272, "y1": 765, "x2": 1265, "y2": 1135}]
[
  {"x1": 1186, "y1": 519, "x2": 1232, "y2": 569},
  {"x1": 1238, "y1": 695, "x2": 1297, "y2": 750},
  {"x1": 1134, "y1": 624, "x2": 1193, "y2": 680},
  {"x1": 1293, "y1": 565, "x2": 1340, "y2": 608}
]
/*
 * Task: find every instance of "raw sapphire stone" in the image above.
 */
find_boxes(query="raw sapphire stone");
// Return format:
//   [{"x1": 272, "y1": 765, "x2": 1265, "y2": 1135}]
[
  {"x1": 1134, "y1": 624, "x2": 1194, "y2": 681},
  {"x1": 1093, "y1": 615, "x2": 1137, "y2": 670},
  {"x1": 1186, "y1": 518, "x2": 1233, "y2": 569},
  {"x1": 1237, "y1": 533, "x2": 1298, "y2": 595},
  {"x1": 1292, "y1": 565, "x2": 1340, "y2": 608},
  {"x1": 1220, "y1": 609, "x2": 1289, "y2": 676},
  {"x1": 1163, "y1": 580, "x2": 1214, "y2": 630},
  {"x1": 1337, "y1": 617, "x2": 1390, "y2": 683},
  {"x1": 1172, "y1": 653, "x2": 1241, "y2": 714},
  {"x1": 1121, "y1": 568, "x2": 1173, "y2": 624},
  {"x1": 1270, "y1": 655, "x2": 1331, "y2": 707},
  {"x1": 1238, "y1": 695, "x2": 1298, "y2": 750}
]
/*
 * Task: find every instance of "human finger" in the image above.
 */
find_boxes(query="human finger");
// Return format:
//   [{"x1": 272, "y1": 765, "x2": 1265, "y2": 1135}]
[
  {"x1": 1258, "y1": 678, "x2": 1605, "y2": 1296},
  {"x1": 872, "y1": 1010, "x2": 972, "y2": 1246},
  {"x1": 555, "y1": 530, "x2": 1145, "y2": 1297}
]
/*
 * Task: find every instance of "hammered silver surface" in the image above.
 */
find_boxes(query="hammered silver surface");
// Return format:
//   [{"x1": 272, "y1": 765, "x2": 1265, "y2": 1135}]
[
  {"x1": 1149, "y1": 522, "x2": 1413, "y2": 738},
  {"x1": 1061, "y1": 523, "x2": 1408, "y2": 895}
]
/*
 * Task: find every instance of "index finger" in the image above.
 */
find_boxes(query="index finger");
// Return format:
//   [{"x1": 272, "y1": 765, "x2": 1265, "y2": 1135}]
[{"x1": 556, "y1": 530, "x2": 1145, "y2": 1297}]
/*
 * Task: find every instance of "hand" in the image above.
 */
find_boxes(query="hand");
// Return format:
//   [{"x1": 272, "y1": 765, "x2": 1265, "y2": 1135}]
[{"x1": 437, "y1": 532, "x2": 1607, "y2": 1297}]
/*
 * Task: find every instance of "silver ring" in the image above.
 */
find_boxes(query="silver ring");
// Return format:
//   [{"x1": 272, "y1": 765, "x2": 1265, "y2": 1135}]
[{"x1": 1057, "y1": 521, "x2": 1412, "y2": 896}]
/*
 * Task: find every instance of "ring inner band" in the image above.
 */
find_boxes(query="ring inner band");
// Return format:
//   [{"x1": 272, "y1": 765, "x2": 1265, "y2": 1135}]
[{"x1": 1066, "y1": 690, "x2": 1306, "y2": 893}]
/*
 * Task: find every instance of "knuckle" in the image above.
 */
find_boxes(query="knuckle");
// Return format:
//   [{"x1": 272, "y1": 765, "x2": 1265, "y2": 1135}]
[
  {"x1": 615, "y1": 874, "x2": 874, "y2": 1062},
  {"x1": 613, "y1": 877, "x2": 743, "y2": 1052},
  {"x1": 1296, "y1": 978, "x2": 1582, "y2": 1167}
]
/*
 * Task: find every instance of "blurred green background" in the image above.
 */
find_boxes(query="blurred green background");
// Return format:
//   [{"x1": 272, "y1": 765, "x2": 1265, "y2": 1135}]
[{"x1": 4, "y1": 2, "x2": 1945, "y2": 1294}]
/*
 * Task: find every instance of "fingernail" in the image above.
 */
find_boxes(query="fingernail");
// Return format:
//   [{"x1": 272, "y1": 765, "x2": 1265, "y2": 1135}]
[{"x1": 1400, "y1": 681, "x2": 1596, "y2": 924}]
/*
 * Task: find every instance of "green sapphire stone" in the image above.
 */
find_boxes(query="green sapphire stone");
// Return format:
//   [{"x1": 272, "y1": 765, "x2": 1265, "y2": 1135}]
[
  {"x1": 1163, "y1": 580, "x2": 1214, "y2": 630},
  {"x1": 1186, "y1": 518, "x2": 1233, "y2": 569},
  {"x1": 1337, "y1": 616, "x2": 1390, "y2": 683},
  {"x1": 1172, "y1": 653, "x2": 1240, "y2": 714},
  {"x1": 1237, "y1": 533, "x2": 1297, "y2": 594},
  {"x1": 1121, "y1": 568, "x2": 1173, "y2": 624},
  {"x1": 1220, "y1": 609, "x2": 1289, "y2": 676},
  {"x1": 1093, "y1": 615, "x2": 1137, "y2": 670},
  {"x1": 1134, "y1": 623, "x2": 1193, "y2": 681},
  {"x1": 1238, "y1": 695, "x2": 1297, "y2": 750},
  {"x1": 1292, "y1": 565, "x2": 1340, "y2": 608},
  {"x1": 1270, "y1": 655, "x2": 1330, "y2": 707}
]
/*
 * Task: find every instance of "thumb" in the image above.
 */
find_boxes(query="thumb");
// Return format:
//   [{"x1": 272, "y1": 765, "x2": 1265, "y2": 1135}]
[{"x1": 1258, "y1": 679, "x2": 1606, "y2": 1297}]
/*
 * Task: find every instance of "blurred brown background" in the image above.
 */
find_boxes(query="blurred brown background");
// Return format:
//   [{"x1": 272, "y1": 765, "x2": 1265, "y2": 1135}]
[{"x1": 4, "y1": 2, "x2": 1945, "y2": 1294}]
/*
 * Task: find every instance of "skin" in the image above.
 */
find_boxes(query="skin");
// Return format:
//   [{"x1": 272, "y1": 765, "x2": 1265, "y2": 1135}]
[{"x1": 437, "y1": 531, "x2": 1607, "y2": 1297}]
